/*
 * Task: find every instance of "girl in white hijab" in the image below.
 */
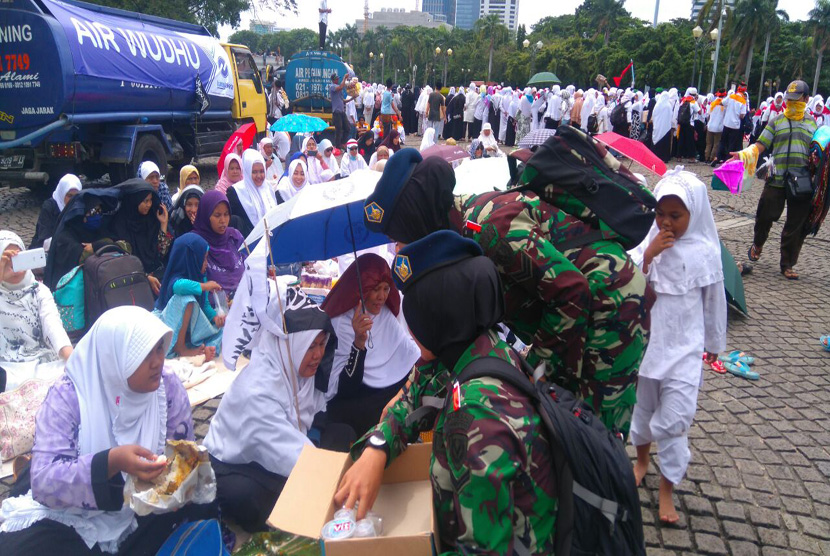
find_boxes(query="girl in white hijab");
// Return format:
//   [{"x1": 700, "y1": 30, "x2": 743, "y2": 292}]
[
  {"x1": 628, "y1": 169, "x2": 726, "y2": 526},
  {"x1": 419, "y1": 127, "x2": 436, "y2": 151},
  {"x1": 206, "y1": 258, "x2": 351, "y2": 532},
  {"x1": 259, "y1": 136, "x2": 283, "y2": 186},
  {"x1": 300, "y1": 137, "x2": 328, "y2": 184},
  {"x1": 0, "y1": 230, "x2": 72, "y2": 392},
  {"x1": 0, "y1": 306, "x2": 211, "y2": 554},
  {"x1": 650, "y1": 92, "x2": 674, "y2": 162},
  {"x1": 318, "y1": 138, "x2": 339, "y2": 176},
  {"x1": 276, "y1": 158, "x2": 309, "y2": 203},
  {"x1": 477, "y1": 122, "x2": 503, "y2": 157},
  {"x1": 31, "y1": 174, "x2": 82, "y2": 249},
  {"x1": 227, "y1": 149, "x2": 277, "y2": 237}
]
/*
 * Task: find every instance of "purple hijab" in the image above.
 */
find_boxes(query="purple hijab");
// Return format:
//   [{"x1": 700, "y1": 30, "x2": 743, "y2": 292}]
[{"x1": 192, "y1": 190, "x2": 247, "y2": 294}]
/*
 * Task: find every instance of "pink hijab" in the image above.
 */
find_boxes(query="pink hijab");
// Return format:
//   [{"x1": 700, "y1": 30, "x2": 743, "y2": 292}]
[{"x1": 215, "y1": 153, "x2": 241, "y2": 194}]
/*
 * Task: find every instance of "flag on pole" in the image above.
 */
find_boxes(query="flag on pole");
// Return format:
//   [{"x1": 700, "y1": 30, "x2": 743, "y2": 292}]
[{"x1": 613, "y1": 60, "x2": 634, "y2": 88}]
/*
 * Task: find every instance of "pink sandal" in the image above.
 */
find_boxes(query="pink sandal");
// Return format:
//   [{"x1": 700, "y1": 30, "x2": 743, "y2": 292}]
[{"x1": 703, "y1": 354, "x2": 727, "y2": 374}]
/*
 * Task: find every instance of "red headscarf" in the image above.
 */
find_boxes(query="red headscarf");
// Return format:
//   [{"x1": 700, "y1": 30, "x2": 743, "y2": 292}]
[{"x1": 321, "y1": 254, "x2": 400, "y2": 318}]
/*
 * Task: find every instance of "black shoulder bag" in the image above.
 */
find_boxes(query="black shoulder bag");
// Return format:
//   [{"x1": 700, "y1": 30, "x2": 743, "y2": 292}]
[{"x1": 783, "y1": 119, "x2": 816, "y2": 201}]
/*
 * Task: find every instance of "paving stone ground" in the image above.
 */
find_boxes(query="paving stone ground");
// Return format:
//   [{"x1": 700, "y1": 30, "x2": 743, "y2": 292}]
[{"x1": 1, "y1": 149, "x2": 830, "y2": 555}]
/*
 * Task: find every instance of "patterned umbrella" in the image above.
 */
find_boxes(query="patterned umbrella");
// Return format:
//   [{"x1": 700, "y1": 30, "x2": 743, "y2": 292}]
[
  {"x1": 270, "y1": 114, "x2": 329, "y2": 133},
  {"x1": 420, "y1": 144, "x2": 470, "y2": 166},
  {"x1": 518, "y1": 128, "x2": 557, "y2": 149}
]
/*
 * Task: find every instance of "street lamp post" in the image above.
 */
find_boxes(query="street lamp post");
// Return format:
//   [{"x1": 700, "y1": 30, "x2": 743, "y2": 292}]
[
  {"x1": 692, "y1": 26, "x2": 703, "y2": 87},
  {"x1": 434, "y1": 46, "x2": 441, "y2": 87},
  {"x1": 709, "y1": 9, "x2": 726, "y2": 94},
  {"x1": 443, "y1": 48, "x2": 452, "y2": 87},
  {"x1": 698, "y1": 28, "x2": 718, "y2": 91},
  {"x1": 523, "y1": 39, "x2": 544, "y2": 82},
  {"x1": 369, "y1": 51, "x2": 374, "y2": 83},
  {"x1": 380, "y1": 52, "x2": 385, "y2": 84}
]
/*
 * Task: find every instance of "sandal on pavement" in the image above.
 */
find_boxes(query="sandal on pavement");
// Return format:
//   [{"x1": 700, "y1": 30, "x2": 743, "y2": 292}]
[
  {"x1": 724, "y1": 361, "x2": 760, "y2": 381},
  {"x1": 703, "y1": 353, "x2": 728, "y2": 373},
  {"x1": 821, "y1": 336, "x2": 830, "y2": 352},
  {"x1": 747, "y1": 245, "x2": 761, "y2": 262},
  {"x1": 738, "y1": 262, "x2": 753, "y2": 276},
  {"x1": 781, "y1": 268, "x2": 799, "y2": 280},
  {"x1": 719, "y1": 350, "x2": 756, "y2": 366}
]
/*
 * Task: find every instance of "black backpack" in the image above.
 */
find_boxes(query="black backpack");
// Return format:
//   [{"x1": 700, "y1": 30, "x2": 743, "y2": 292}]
[
  {"x1": 587, "y1": 113, "x2": 599, "y2": 134},
  {"x1": 610, "y1": 104, "x2": 627, "y2": 128},
  {"x1": 678, "y1": 101, "x2": 692, "y2": 125},
  {"x1": 83, "y1": 244, "x2": 155, "y2": 326},
  {"x1": 457, "y1": 355, "x2": 645, "y2": 556},
  {"x1": 520, "y1": 125, "x2": 657, "y2": 249}
]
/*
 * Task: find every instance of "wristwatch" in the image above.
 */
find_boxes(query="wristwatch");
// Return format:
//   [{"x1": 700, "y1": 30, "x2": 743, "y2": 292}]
[{"x1": 366, "y1": 432, "x2": 388, "y2": 455}]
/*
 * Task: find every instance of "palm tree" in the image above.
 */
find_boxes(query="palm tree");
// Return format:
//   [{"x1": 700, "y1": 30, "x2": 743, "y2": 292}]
[
  {"x1": 810, "y1": 0, "x2": 830, "y2": 94},
  {"x1": 474, "y1": 14, "x2": 508, "y2": 82},
  {"x1": 729, "y1": 0, "x2": 787, "y2": 83},
  {"x1": 756, "y1": 2, "x2": 789, "y2": 103},
  {"x1": 578, "y1": 0, "x2": 629, "y2": 46},
  {"x1": 696, "y1": 0, "x2": 728, "y2": 28},
  {"x1": 783, "y1": 35, "x2": 814, "y2": 81},
  {"x1": 341, "y1": 24, "x2": 360, "y2": 66}
]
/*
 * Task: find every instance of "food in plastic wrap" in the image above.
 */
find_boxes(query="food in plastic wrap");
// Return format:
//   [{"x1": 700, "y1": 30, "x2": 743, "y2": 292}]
[{"x1": 235, "y1": 530, "x2": 322, "y2": 556}]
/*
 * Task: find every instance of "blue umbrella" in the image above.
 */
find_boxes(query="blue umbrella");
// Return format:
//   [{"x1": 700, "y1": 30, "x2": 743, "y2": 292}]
[{"x1": 270, "y1": 114, "x2": 329, "y2": 133}]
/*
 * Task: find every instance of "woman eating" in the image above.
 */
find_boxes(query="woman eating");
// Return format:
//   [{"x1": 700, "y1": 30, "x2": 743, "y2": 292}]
[
  {"x1": 0, "y1": 231, "x2": 72, "y2": 393},
  {"x1": 192, "y1": 190, "x2": 247, "y2": 297},
  {"x1": 112, "y1": 179, "x2": 171, "y2": 291},
  {"x1": 301, "y1": 137, "x2": 328, "y2": 184},
  {"x1": 171, "y1": 165, "x2": 200, "y2": 205},
  {"x1": 226, "y1": 150, "x2": 277, "y2": 237},
  {"x1": 215, "y1": 153, "x2": 242, "y2": 195},
  {"x1": 259, "y1": 137, "x2": 283, "y2": 187},
  {"x1": 0, "y1": 306, "x2": 217, "y2": 554},
  {"x1": 44, "y1": 188, "x2": 121, "y2": 290},
  {"x1": 205, "y1": 281, "x2": 354, "y2": 533},
  {"x1": 318, "y1": 139, "x2": 340, "y2": 177},
  {"x1": 321, "y1": 254, "x2": 421, "y2": 436},
  {"x1": 153, "y1": 234, "x2": 224, "y2": 360},
  {"x1": 30, "y1": 174, "x2": 82, "y2": 250},
  {"x1": 170, "y1": 184, "x2": 204, "y2": 238},
  {"x1": 275, "y1": 158, "x2": 309, "y2": 203},
  {"x1": 137, "y1": 160, "x2": 173, "y2": 211}
]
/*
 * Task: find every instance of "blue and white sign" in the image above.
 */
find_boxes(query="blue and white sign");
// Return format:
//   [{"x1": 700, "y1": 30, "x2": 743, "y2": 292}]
[{"x1": 285, "y1": 50, "x2": 348, "y2": 110}]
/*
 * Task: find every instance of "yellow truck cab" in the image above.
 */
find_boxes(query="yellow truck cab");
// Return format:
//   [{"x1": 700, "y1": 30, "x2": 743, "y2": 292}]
[{"x1": 224, "y1": 43, "x2": 269, "y2": 134}]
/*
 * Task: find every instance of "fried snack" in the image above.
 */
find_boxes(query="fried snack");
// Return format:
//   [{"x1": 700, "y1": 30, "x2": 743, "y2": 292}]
[{"x1": 152, "y1": 440, "x2": 200, "y2": 495}]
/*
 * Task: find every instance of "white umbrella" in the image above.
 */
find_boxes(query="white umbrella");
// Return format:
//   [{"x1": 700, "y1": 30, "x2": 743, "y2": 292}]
[{"x1": 453, "y1": 157, "x2": 511, "y2": 196}]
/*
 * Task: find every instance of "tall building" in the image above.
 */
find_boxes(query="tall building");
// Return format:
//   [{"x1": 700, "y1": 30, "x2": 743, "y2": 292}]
[
  {"x1": 249, "y1": 20, "x2": 292, "y2": 34},
  {"x1": 691, "y1": 0, "x2": 736, "y2": 22},
  {"x1": 355, "y1": 9, "x2": 452, "y2": 32},
  {"x1": 422, "y1": 0, "x2": 457, "y2": 25},
  {"x1": 480, "y1": 0, "x2": 519, "y2": 32},
  {"x1": 454, "y1": 0, "x2": 480, "y2": 30}
]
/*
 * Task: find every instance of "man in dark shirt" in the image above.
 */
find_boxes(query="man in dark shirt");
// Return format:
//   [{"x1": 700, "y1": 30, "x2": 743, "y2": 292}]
[
  {"x1": 425, "y1": 81, "x2": 446, "y2": 139},
  {"x1": 329, "y1": 72, "x2": 349, "y2": 149}
]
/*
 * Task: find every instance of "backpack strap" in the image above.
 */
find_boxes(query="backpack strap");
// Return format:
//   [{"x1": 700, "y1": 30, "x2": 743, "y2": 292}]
[
  {"x1": 403, "y1": 395, "x2": 445, "y2": 428},
  {"x1": 456, "y1": 355, "x2": 538, "y2": 401},
  {"x1": 572, "y1": 480, "x2": 629, "y2": 530}
]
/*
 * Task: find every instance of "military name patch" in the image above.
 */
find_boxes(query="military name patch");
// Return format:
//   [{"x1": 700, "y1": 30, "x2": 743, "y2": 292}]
[
  {"x1": 364, "y1": 201, "x2": 384, "y2": 224},
  {"x1": 394, "y1": 254, "x2": 412, "y2": 283}
]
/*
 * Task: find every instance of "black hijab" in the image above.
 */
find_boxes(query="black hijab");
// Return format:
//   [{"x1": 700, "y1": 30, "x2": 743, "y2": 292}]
[
  {"x1": 111, "y1": 178, "x2": 162, "y2": 273},
  {"x1": 44, "y1": 188, "x2": 121, "y2": 289},
  {"x1": 403, "y1": 255, "x2": 504, "y2": 370},
  {"x1": 171, "y1": 185, "x2": 204, "y2": 238},
  {"x1": 359, "y1": 131, "x2": 376, "y2": 164},
  {"x1": 385, "y1": 157, "x2": 457, "y2": 244}
]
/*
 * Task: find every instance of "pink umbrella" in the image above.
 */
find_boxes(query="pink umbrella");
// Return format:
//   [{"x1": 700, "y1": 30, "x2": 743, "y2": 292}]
[
  {"x1": 594, "y1": 132, "x2": 667, "y2": 176},
  {"x1": 217, "y1": 122, "x2": 258, "y2": 177},
  {"x1": 713, "y1": 159, "x2": 745, "y2": 194},
  {"x1": 420, "y1": 144, "x2": 470, "y2": 165}
]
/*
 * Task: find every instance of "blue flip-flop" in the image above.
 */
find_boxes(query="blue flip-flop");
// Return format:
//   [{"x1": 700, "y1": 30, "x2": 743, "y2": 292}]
[
  {"x1": 724, "y1": 361, "x2": 760, "y2": 381},
  {"x1": 718, "y1": 350, "x2": 756, "y2": 366},
  {"x1": 821, "y1": 336, "x2": 830, "y2": 353}
]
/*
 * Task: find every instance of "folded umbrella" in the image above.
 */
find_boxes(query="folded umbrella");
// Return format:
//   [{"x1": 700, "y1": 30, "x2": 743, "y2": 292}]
[
  {"x1": 720, "y1": 240, "x2": 748, "y2": 317},
  {"x1": 594, "y1": 132, "x2": 667, "y2": 176},
  {"x1": 217, "y1": 122, "x2": 257, "y2": 177}
]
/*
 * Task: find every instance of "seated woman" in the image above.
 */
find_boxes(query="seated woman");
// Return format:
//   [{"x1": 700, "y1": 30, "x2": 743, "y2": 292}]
[
  {"x1": 369, "y1": 145, "x2": 390, "y2": 171},
  {"x1": 0, "y1": 306, "x2": 217, "y2": 554},
  {"x1": 321, "y1": 254, "x2": 420, "y2": 436},
  {"x1": 378, "y1": 129, "x2": 403, "y2": 154},
  {"x1": 341, "y1": 139, "x2": 368, "y2": 177},
  {"x1": 275, "y1": 158, "x2": 309, "y2": 203},
  {"x1": 170, "y1": 184, "x2": 204, "y2": 238},
  {"x1": 205, "y1": 282, "x2": 354, "y2": 533},
  {"x1": 112, "y1": 179, "x2": 171, "y2": 293},
  {"x1": 357, "y1": 130, "x2": 376, "y2": 165},
  {"x1": 30, "y1": 174, "x2": 82, "y2": 249},
  {"x1": 477, "y1": 122, "x2": 503, "y2": 157},
  {"x1": 153, "y1": 234, "x2": 224, "y2": 360},
  {"x1": 137, "y1": 160, "x2": 173, "y2": 211},
  {"x1": 214, "y1": 153, "x2": 242, "y2": 195},
  {"x1": 319, "y1": 139, "x2": 340, "y2": 177},
  {"x1": 0, "y1": 231, "x2": 72, "y2": 393},
  {"x1": 192, "y1": 190, "x2": 247, "y2": 297},
  {"x1": 259, "y1": 137, "x2": 283, "y2": 187},
  {"x1": 171, "y1": 165, "x2": 200, "y2": 205},
  {"x1": 226, "y1": 150, "x2": 277, "y2": 237},
  {"x1": 44, "y1": 188, "x2": 121, "y2": 290},
  {"x1": 469, "y1": 138, "x2": 486, "y2": 159},
  {"x1": 301, "y1": 137, "x2": 329, "y2": 184}
]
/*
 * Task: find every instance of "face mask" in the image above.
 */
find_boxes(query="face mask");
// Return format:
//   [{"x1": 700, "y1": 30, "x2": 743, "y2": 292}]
[
  {"x1": 83, "y1": 214, "x2": 103, "y2": 230},
  {"x1": 349, "y1": 154, "x2": 358, "y2": 160}
]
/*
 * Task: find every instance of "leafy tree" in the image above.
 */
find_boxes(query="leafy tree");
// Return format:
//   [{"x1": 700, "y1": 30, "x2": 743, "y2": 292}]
[
  {"x1": 810, "y1": 0, "x2": 830, "y2": 94},
  {"x1": 90, "y1": 0, "x2": 246, "y2": 34},
  {"x1": 475, "y1": 14, "x2": 510, "y2": 82}
]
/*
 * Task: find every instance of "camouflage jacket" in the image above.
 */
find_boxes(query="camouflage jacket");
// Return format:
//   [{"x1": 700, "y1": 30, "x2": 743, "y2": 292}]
[{"x1": 353, "y1": 331, "x2": 557, "y2": 555}]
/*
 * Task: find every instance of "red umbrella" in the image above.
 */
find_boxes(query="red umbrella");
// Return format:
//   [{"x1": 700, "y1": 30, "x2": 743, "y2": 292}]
[
  {"x1": 594, "y1": 132, "x2": 666, "y2": 177},
  {"x1": 217, "y1": 123, "x2": 258, "y2": 177},
  {"x1": 420, "y1": 144, "x2": 470, "y2": 165}
]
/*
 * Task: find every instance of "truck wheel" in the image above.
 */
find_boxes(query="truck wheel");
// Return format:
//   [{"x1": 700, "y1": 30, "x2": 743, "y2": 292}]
[{"x1": 110, "y1": 134, "x2": 168, "y2": 185}]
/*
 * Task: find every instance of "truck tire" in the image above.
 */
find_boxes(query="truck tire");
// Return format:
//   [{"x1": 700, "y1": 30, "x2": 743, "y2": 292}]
[{"x1": 109, "y1": 134, "x2": 168, "y2": 185}]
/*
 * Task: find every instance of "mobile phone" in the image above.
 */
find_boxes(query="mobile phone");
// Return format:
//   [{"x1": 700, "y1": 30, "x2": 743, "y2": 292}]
[{"x1": 11, "y1": 248, "x2": 46, "y2": 272}]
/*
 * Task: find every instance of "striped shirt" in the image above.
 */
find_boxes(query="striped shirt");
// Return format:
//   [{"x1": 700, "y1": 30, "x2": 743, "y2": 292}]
[{"x1": 757, "y1": 115, "x2": 817, "y2": 186}]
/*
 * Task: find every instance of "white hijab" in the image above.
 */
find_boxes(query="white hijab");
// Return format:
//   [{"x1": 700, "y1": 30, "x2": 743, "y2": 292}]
[
  {"x1": 0, "y1": 307, "x2": 173, "y2": 552},
  {"x1": 137, "y1": 161, "x2": 160, "y2": 180},
  {"x1": 0, "y1": 230, "x2": 35, "y2": 290},
  {"x1": 302, "y1": 137, "x2": 325, "y2": 184},
  {"x1": 629, "y1": 168, "x2": 723, "y2": 295},
  {"x1": 415, "y1": 86, "x2": 431, "y2": 113},
  {"x1": 53, "y1": 174, "x2": 82, "y2": 212},
  {"x1": 207, "y1": 274, "x2": 334, "y2": 477},
  {"x1": 419, "y1": 127, "x2": 436, "y2": 151},
  {"x1": 276, "y1": 158, "x2": 309, "y2": 202},
  {"x1": 318, "y1": 138, "x2": 339, "y2": 174},
  {"x1": 233, "y1": 149, "x2": 277, "y2": 225},
  {"x1": 478, "y1": 123, "x2": 499, "y2": 152},
  {"x1": 651, "y1": 92, "x2": 673, "y2": 143}
]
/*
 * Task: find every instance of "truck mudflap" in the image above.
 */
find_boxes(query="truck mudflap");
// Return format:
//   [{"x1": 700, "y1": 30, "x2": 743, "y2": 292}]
[{"x1": 98, "y1": 124, "x2": 173, "y2": 164}]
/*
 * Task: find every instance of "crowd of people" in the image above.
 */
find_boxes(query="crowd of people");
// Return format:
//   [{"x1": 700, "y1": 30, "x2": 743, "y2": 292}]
[{"x1": 0, "y1": 71, "x2": 827, "y2": 555}]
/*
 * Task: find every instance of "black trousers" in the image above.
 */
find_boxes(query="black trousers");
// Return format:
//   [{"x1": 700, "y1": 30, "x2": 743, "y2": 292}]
[
  {"x1": 332, "y1": 110, "x2": 349, "y2": 148},
  {"x1": 318, "y1": 22, "x2": 326, "y2": 50},
  {"x1": 717, "y1": 126, "x2": 743, "y2": 161},
  {"x1": 0, "y1": 502, "x2": 218, "y2": 556},
  {"x1": 544, "y1": 117, "x2": 560, "y2": 130},
  {"x1": 327, "y1": 376, "x2": 408, "y2": 438},
  {"x1": 752, "y1": 183, "x2": 812, "y2": 270}
]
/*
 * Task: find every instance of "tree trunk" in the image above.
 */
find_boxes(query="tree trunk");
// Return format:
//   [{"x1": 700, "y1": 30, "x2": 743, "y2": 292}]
[
  {"x1": 724, "y1": 50, "x2": 733, "y2": 90},
  {"x1": 757, "y1": 32, "x2": 770, "y2": 105},
  {"x1": 743, "y1": 33, "x2": 756, "y2": 85},
  {"x1": 814, "y1": 49, "x2": 824, "y2": 96}
]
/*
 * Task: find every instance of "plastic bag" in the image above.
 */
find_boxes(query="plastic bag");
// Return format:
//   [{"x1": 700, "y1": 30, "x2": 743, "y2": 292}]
[{"x1": 124, "y1": 441, "x2": 216, "y2": 516}]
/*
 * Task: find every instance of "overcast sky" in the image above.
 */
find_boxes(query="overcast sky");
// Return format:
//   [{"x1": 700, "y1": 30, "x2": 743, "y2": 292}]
[{"x1": 220, "y1": 0, "x2": 813, "y2": 41}]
